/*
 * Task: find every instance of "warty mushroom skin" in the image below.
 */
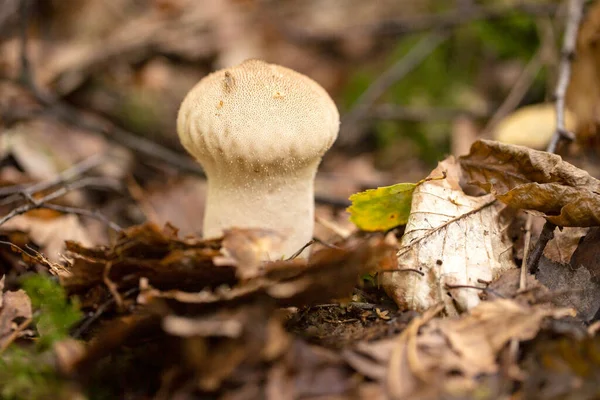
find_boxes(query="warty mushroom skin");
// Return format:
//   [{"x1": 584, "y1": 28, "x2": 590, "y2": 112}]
[{"x1": 177, "y1": 59, "x2": 340, "y2": 259}]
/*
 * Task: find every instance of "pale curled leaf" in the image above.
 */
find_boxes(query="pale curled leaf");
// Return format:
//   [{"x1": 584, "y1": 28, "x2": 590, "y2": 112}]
[
  {"x1": 382, "y1": 157, "x2": 515, "y2": 313},
  {"x1": 460, "y1": 139, "x2": 600, "y2": 227}
]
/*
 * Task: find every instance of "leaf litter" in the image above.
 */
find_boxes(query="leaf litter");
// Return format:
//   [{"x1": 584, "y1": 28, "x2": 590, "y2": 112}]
[
  {"x1": 4, "y1": 139, "x2": 600, "y2": 398},
  {"x1": 3, "y1": 1, "x2": 600, "y2": 398}
]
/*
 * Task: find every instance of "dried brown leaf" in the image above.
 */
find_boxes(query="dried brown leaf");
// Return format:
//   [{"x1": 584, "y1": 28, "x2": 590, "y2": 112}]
[
  {"x1": 0, "y1": 286, "x2": 32, "y2": 345},
  {"x1": 544, "y1": 227, "x2": 589, "y2": 264},
  {"x1": 571, "y1": 226, "x2": 600, "y2": 283},
  {"x1": 537, "y1": 256, "x2": 600, "y2": 321},
  {"x1": 345, "y1": 300, "x2": 575, "y2": 399},
  {"x1": 460, "y1": 140, "x2": 600, "y2": 227},
  {"x1": 63, "y1": 223, "x2": 228, "y2": 296}
]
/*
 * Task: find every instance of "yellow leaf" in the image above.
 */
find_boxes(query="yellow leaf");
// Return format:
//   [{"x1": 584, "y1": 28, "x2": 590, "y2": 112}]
[{"x1": 347, "y1": 182, "x2": 417, "y2": 231}]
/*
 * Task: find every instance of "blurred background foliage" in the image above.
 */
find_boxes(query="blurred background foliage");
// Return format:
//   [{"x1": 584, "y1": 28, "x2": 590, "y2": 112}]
[{"x1": 0, "y1": 0, "x2": 582, "y2": 237}]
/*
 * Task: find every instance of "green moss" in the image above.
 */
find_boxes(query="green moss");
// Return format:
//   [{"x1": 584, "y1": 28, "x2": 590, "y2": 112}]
[
  {"x1": 0, "y1": 275, "x2": 82, "y2": 399},
  {"x1": 22, "y1": 275, "x2": 82, "y2": 351}
]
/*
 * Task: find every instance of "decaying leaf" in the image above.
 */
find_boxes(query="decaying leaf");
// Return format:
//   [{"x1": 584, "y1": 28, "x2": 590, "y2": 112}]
[
  {"x1": 522, "y1": 335, "x2": 600, "y2": 399},
  {"x1": 570, "y1": 226, "x2": 600, "y2": 284},
  {"x1": 0, "y1": 276, "x2": 32, "y2": 346},
  {"x1": 544, "y1": 227, "x2": 589, "y2": 264},
  {"x1": 345, "y1": 299, "x2": 575, "y2": 399},
  {"x1": 461, "y1": 139, "x2": 600, "y2": 227},
  {"x1": 347, "y1": 182, "x2": 418, "y2": 231},
  {"x1": 2, "y1": 214, "x2": 93, "y2": 263},
  {"x1": 537, "y1": 256, "x2": 600, "y2": 321},
  {"x1": 64, "y1": 224, "x2": 395, "y2": 397},
  {"x1": 494, "y1": 103, "x2": 577, "y2": 149},
  {"x1": 215, "y1": 228, "x2": 285, "y2": 280},
  {"x1": 383, "y1": 156, "x2": 515, "y2": 313}
]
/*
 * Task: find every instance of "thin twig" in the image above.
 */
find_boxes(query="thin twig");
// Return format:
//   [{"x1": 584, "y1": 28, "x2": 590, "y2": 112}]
[
  {"x1": 0, "y1": 316, "x2": 32, "y2": 354},
  {"x1": 445, "y1": 283, "x2": 505, "y2": 299},
  {"x1": 380, "y1": 268, "x2": 425, "y2": 277},
  {"x1": 339, "y1": 32, "x2": 449, "y2": 146},
  {"x1": 71, "y1": 287, "x2": 139, "y2": 339},
  {"x1": 546, "y1": 0, "x2": 583, "y2": 154},
  {"x1": 42, "y1": 203, "x2": 122, "y2": 232},
  {"x1": 0, "y1": 153, "x2": 105, "y2": 199},
  {"x1": 520, "y1": 215, "x2": 533, "y2": 290},
  {"x1": 529, "y1": 0, "x2": 584, "y2": 272},
  {"x1": 0, "y1": 180, "x2": 122, "y2": 231}
]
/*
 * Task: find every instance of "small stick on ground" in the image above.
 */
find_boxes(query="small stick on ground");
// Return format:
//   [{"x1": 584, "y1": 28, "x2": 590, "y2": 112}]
[
  {"x1": 520, "y1": 215, "x2": 533, "y2": 290},
  {"x1": 528, "y1": 221, "x2": 556, "y2": 274},
  {"x1": 0, "y1": 317, "x2": 32, "y2": 355}
]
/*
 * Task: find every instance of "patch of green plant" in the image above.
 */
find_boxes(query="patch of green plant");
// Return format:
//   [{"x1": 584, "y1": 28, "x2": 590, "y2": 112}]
[
  {"x1": 471, "y1": 13, "x2": 540, "y2": 61},
  {"x1": 22, "y1": 275, "x2": 82, "y2": 350},
  {"x1": 0, "y1": 347, "x2": 67, "y2": 400},
  {"x1": 0, "y1": 275, "x2": 82, "y2": 400},
  {"x1": 341, "y1": 10, "x2": 544, "y2": 165}
]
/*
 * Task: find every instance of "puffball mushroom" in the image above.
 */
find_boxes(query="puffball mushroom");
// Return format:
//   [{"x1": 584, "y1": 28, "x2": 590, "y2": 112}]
[{"x1": 177, "y1": 59, "x2": 339, "y2": 259}]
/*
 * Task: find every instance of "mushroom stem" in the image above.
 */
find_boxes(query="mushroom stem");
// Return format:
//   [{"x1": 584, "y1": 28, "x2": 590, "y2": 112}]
[{"x1": 203, "y1": 161, "x2": 318, "y2": 259}]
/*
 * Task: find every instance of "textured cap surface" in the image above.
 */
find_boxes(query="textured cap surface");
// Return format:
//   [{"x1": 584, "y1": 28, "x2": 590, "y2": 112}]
[{"x1": 177, "y1": 59, "x2": 339, "y2": 170}]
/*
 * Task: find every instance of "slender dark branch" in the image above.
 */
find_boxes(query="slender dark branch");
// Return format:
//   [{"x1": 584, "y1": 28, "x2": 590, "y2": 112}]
[
  {"x1": 287, "y1": 239, "x2": 316, "y2": 260},
  {"x1": 0, "y1": 179, "x2": 122, "y2": 231},
  {"x1": 546, "y1": 0, "x2": 583, "y2": 154},
  {"x1": 339, "y1": 32, "x2": 449, "y2": 146},
  {"x1": 42, "y1": 203, "x2": 122, "y2": 232},
  {"x1": 0, "y1": 154, "x2": 105, "y2": 199},
  {"x1": 380, "y1": 268, "x2": 425, "y2": 276},
  {"x1": 445, "y1": 283, "x2": 505, "y2": 299},
  {"x1": 71, "y1": 287, "x2": 139, "y2": 339},
  {"x1": 528, "y1": 221, "x2": 556, "y2": 273}
]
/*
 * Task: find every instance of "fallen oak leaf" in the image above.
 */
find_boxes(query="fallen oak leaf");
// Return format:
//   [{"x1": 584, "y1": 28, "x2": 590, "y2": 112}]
[{"x1": 460, "y1": 139, "x2": 600, "y2": 227}]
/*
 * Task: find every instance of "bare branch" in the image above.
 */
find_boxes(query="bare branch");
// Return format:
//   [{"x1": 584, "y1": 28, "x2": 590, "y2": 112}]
[
  {"x1": 528, "y1": 0, "x2": 584, "y2": 273},
  {"x1": 547, "y1": 0, "x2": 584, "y2": 154},
  {"x1": 0, "y1": 179, "x2": 122, "y2": 231}
]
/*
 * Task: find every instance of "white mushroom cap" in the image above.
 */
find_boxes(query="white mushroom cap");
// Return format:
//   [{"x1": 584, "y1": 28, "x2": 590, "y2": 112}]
[
  {"x1": 178, "y1": 59, "x2": 339, "y2": 171},
  {"x1": 177, "y1": 59, "x2": 339, "y2": 259}
]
